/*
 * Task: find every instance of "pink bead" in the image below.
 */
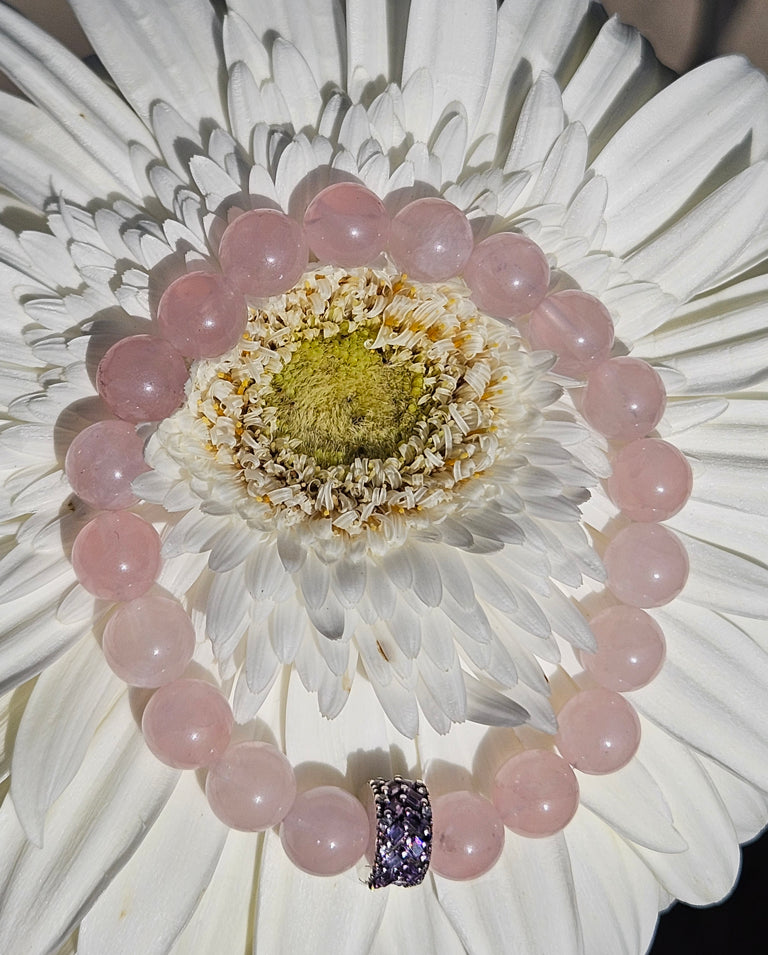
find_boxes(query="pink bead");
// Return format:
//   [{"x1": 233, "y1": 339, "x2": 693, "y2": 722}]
[
  {"x1": 303, "y1": 182, "x2": 389, "y2": 267},
  {"x1": 142, "y1": 678, "x2": 233, "y2": 770},
  {"x1": 280, "y1": 786, "x2": 369, "y2": 876},
  {"x1": 71, "y1": 511, "x2": 161, "y2": 601},
  {"x1": 97, "y1": 335, "x2": 188, "y2": 423},
  {"x1": 582, "y1": 358, "x2": 666, "y2": 441},
  {"x1": 218, "y1": 209, "x2": 308, "y2": 298},
  {"x1": 463, "y1": 232, "x2": 550, "y2": 319},
  {"x1": 528, "y1": 290, "x2": 615, "y2": 378},
  {"x1": 492, "y1": 750, "x2": 580, "y2": 838},
  {"x1": 556, "y1": 688, "x2": 641, "y2": 775},
  {"x1": 102, "y1": 594, "x2": 195, "y2": 687},
  {"x1": 604, "y1": 523, "x2": 689, "y2": 608},
  {"x1": 389, "y1": 198, "x2": 474, "y2": 282},
  {"x1": 581, "y1": 605, "x2": 666, "y2": 691},
  {"x1": 206, "y1": 741, "x2": 297, "y2": 831},
  {"x1": 64, "y1": 420, "x2": 149, "y2": 510},
  {"x1": 157, "y1": 272, "x2": 247, "y2": 359},
  {"x1": 430, "y1": 791, "x2": 504, "y2": 880},
  {"x1": 606, "y1": 438, "x2": 693, "y2": 522}
]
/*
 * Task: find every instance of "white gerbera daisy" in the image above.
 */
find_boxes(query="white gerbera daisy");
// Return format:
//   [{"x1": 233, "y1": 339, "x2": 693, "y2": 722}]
[{"x1": 0, "y1": 1, "x2": 767, "y2": 952}]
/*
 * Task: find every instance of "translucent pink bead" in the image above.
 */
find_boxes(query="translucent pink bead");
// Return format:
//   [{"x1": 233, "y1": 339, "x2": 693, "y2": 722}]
[
  {"x1": 280, "y1": 786, "x2": 369, "y2": 876},
  {"x1": 492, "y1": 750, "x2": 579, "y2": 838},
  {"x1": 206, "y1": 741, "x2": 297, "y2": 831},
  {"x1": 142, "y1": 678, "x2": 233, "y2": 770},
  {"x1": 430, "y1": 791, "x2": 504, "y2": 880},
  {"x1": 102, "y1": 594, "x2": 195, "y2": 687},
  {"x1": 303, "y1": 182, "x2": 389, "y2": 267},
  {"x1": 389, "y1": 198, "x2": 474, "y2": 282},
  {"x1": 71, "y1": 511, "x2": 161, "y2": 601},
  {"x1": 582, "y1": 357, "x2": 666, "y2": 441},
  {"x1": 97, "y1": 335, "x2": 188, "y2": 423},
  {"x1": 606, "y1": 438, "x2": 693, "y2": 522},
  {"x1": 556, "y1": 688, "x2": 641, "y2": 775},
  {"x1": 581, "y1": 605, "x2": 666, "y2": 691},
  {"x1": 604, "y1": 523, "x2": 689, "y2": 608},
  {"x1": 64, "y1": 420, "x2": 149, "y2": 510},
  {"x1": 218, "y1": 209, "x2": 308, "y2": 298},
  {"x1": 528, "y1": 290, "x2": 615, "y2": 378},
  {"x1": 157, "y1": 272, "x2": 246, "y2": 359},
  {"x1": 463, "y1": 232, "x2": 550, "y2": 319}
]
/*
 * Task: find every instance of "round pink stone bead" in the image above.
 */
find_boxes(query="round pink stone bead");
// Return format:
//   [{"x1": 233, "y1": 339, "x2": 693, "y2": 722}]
[
  {"x1": 389, "y1": 197, "x2": 474, "y2": 282},
  {"x1": 218, "y1": 209, "x2": 308, "y2": 298},
  {"x1": 430, "y1": 791, "x2": 505, "y2": 880},
  {"x1": 528, "y1": 290, "x2": 615, "y2": 378},
  {"x1": 606, "y1": 438, "x2": 693, "y2": 522},
  {"x1": 604, "y1": 523, "x2": 689, "y2": 608},
  {"x1": 581, "y1": 605, "x2": 666, "y2": 691},
  {"x1": 303, "y1": 182, "x2": 389, "y2": 267},
  {"x1": 582, "y1": 357, "x2": 666, "y2": 441},
  {"x1": 280, "y1": 786, "x2": 369, "y2": 876},
  {"x1": 556, "y1": 688, "x2": 641, "y2": 775},
  {"x1": 71, "y1": 511, "x2": 161, "y2": 601},
  {"x1": 492, "y1": 750, "x2": 579, "y2": 838},
  {"x1": 463, "y1": 232, "x2": 550, "y2": 319},
  {"x1": 102, "y1": 594, "x2": 195, "y2": 687},
  {"x1": 97, "y1": 335, "x2": 188, "y2": 423},
  {"x1": 157, "y1": 271, "x2": 246, "y2": 359},
  {"x1": 64, "y1": 420, "x2": 149, "y2": 510},
  {"x1": 206, "y1": 741, "x2": 297, "y2": 831},
  {"x1": 142, "y1": 678, "x2": 233, "y2": 770}
]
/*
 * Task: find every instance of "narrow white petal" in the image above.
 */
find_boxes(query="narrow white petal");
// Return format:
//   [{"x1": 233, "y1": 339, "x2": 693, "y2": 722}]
[
  {"x1": 595, "y1": 56, "x2": 768, "y2": 255},
  {"x1": 0, "y1": 699, "x2": 178, "y2": 954},
  {"x1": 69, "y1": 0, "x2": 226, "y2": 128},
  {"x1": 11, "y1": 637, "x2": 123, "y2": 846},
  {"x1": 78, "y1": 772, "x2": 228, "y2": 955}
]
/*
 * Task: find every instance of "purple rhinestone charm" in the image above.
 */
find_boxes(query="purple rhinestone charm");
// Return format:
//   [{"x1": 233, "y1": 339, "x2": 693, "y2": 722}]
[{"x1": 368, "y1": 776, "x2": 432, "y2": 889}]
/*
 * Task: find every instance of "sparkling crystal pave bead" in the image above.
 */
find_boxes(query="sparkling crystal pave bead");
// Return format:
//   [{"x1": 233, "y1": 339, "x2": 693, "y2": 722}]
[{"x1": 368, "y1": 776, "x2": 433, "y2": 889}]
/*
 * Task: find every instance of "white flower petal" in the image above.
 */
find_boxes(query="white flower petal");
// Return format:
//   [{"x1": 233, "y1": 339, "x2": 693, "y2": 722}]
[
  {"x1": 69, "y1": 0, "x2": 226, "y2": 128},
  {"x1": 626, "y1": 721, "x2": 739, "y2": 905},
  {"x1": 10, "y1": 637, "x2": 123, "y2": 846},
  {"x1": 0, "y1": 698, "x2": 177, "y2": 954},
  {"x1": 565, "y1": 808, "x2": 661, "y2": 955},
  {"x1": 168, "y1": 829, "x2": 256, "y2": 955},
  {"x1": 629, "y1": 604, "x2": 768, "y2": 791},
  {"x1": 78, "y1": 770, "x2": 228, "y2": 955},
  {"x1": 594, "y1": 56, "x2": 768, "y2": 256}
]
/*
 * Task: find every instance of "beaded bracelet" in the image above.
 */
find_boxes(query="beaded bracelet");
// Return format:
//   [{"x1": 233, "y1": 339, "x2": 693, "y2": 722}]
[{"x1": 63, "y1": 181, "x2": 692, "y2": 885}]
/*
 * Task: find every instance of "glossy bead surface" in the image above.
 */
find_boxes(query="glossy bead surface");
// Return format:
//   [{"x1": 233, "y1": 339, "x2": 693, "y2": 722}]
[
  {"x1": 102, "y1": 594, "x2": 195, "y2": 687},
  {"x1": 303, "y1": 182, "x2": 389, "y2": 267},
  {"x1": 96, "y1": 335, "x2": 188, "y2": 423},
  {"x1": 280, "y1": 786, "x2": 369, "y2": 876},
  {"x1": 206, "y1": 741, "x2": 297, "y2": 831},
  {"x1": 64, "y1": 420, "x2": 149, "y2": 510},
  {"x1": 604, "y1": 523, "x2": 689, "y2": 608},
  {"x1": 582, "y1": 358, "x2": 666, "y2": 441},
  {"x1": 606, "y1": 438, "x2": 693, "y2": 522},
  {"x1": 492, "y1": 749, "x2": 579, "y2": 837},
  {"x1": 528, "y1": 290, "x2": 614, "y2": 378},
  {"x1": 71, "y1": 511, "x2": 161, "y2": 601},
  {"x1": 389, "y1": 198, "x2": 474, "y2": 281},
  {"x1": 157, "y1": 271, "x2": 246, "y2": 359},
  {"x1": 218, "y1": 209, "x2": 308, "y2": 298},
  {"x1": 581, "y1": 605, "x2": 666, "y2": 691},
  {"x1": 463, "y1": 232, "x2": 550, "y2": 319},
  {"x1": 430, "y1": 791, "x2": 504, "y2": 880},
  {"x1": 556, "y1": 688, "x2": 641, "y2": 775},
  {"x1": 142, "y1": 678, "x2": 233, "y2": 769}
]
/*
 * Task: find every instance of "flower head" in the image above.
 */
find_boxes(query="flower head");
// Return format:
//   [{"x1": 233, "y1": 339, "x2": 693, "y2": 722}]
[{"x1": 0, "y1": 1, "x2": 767, "y2": 953}]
